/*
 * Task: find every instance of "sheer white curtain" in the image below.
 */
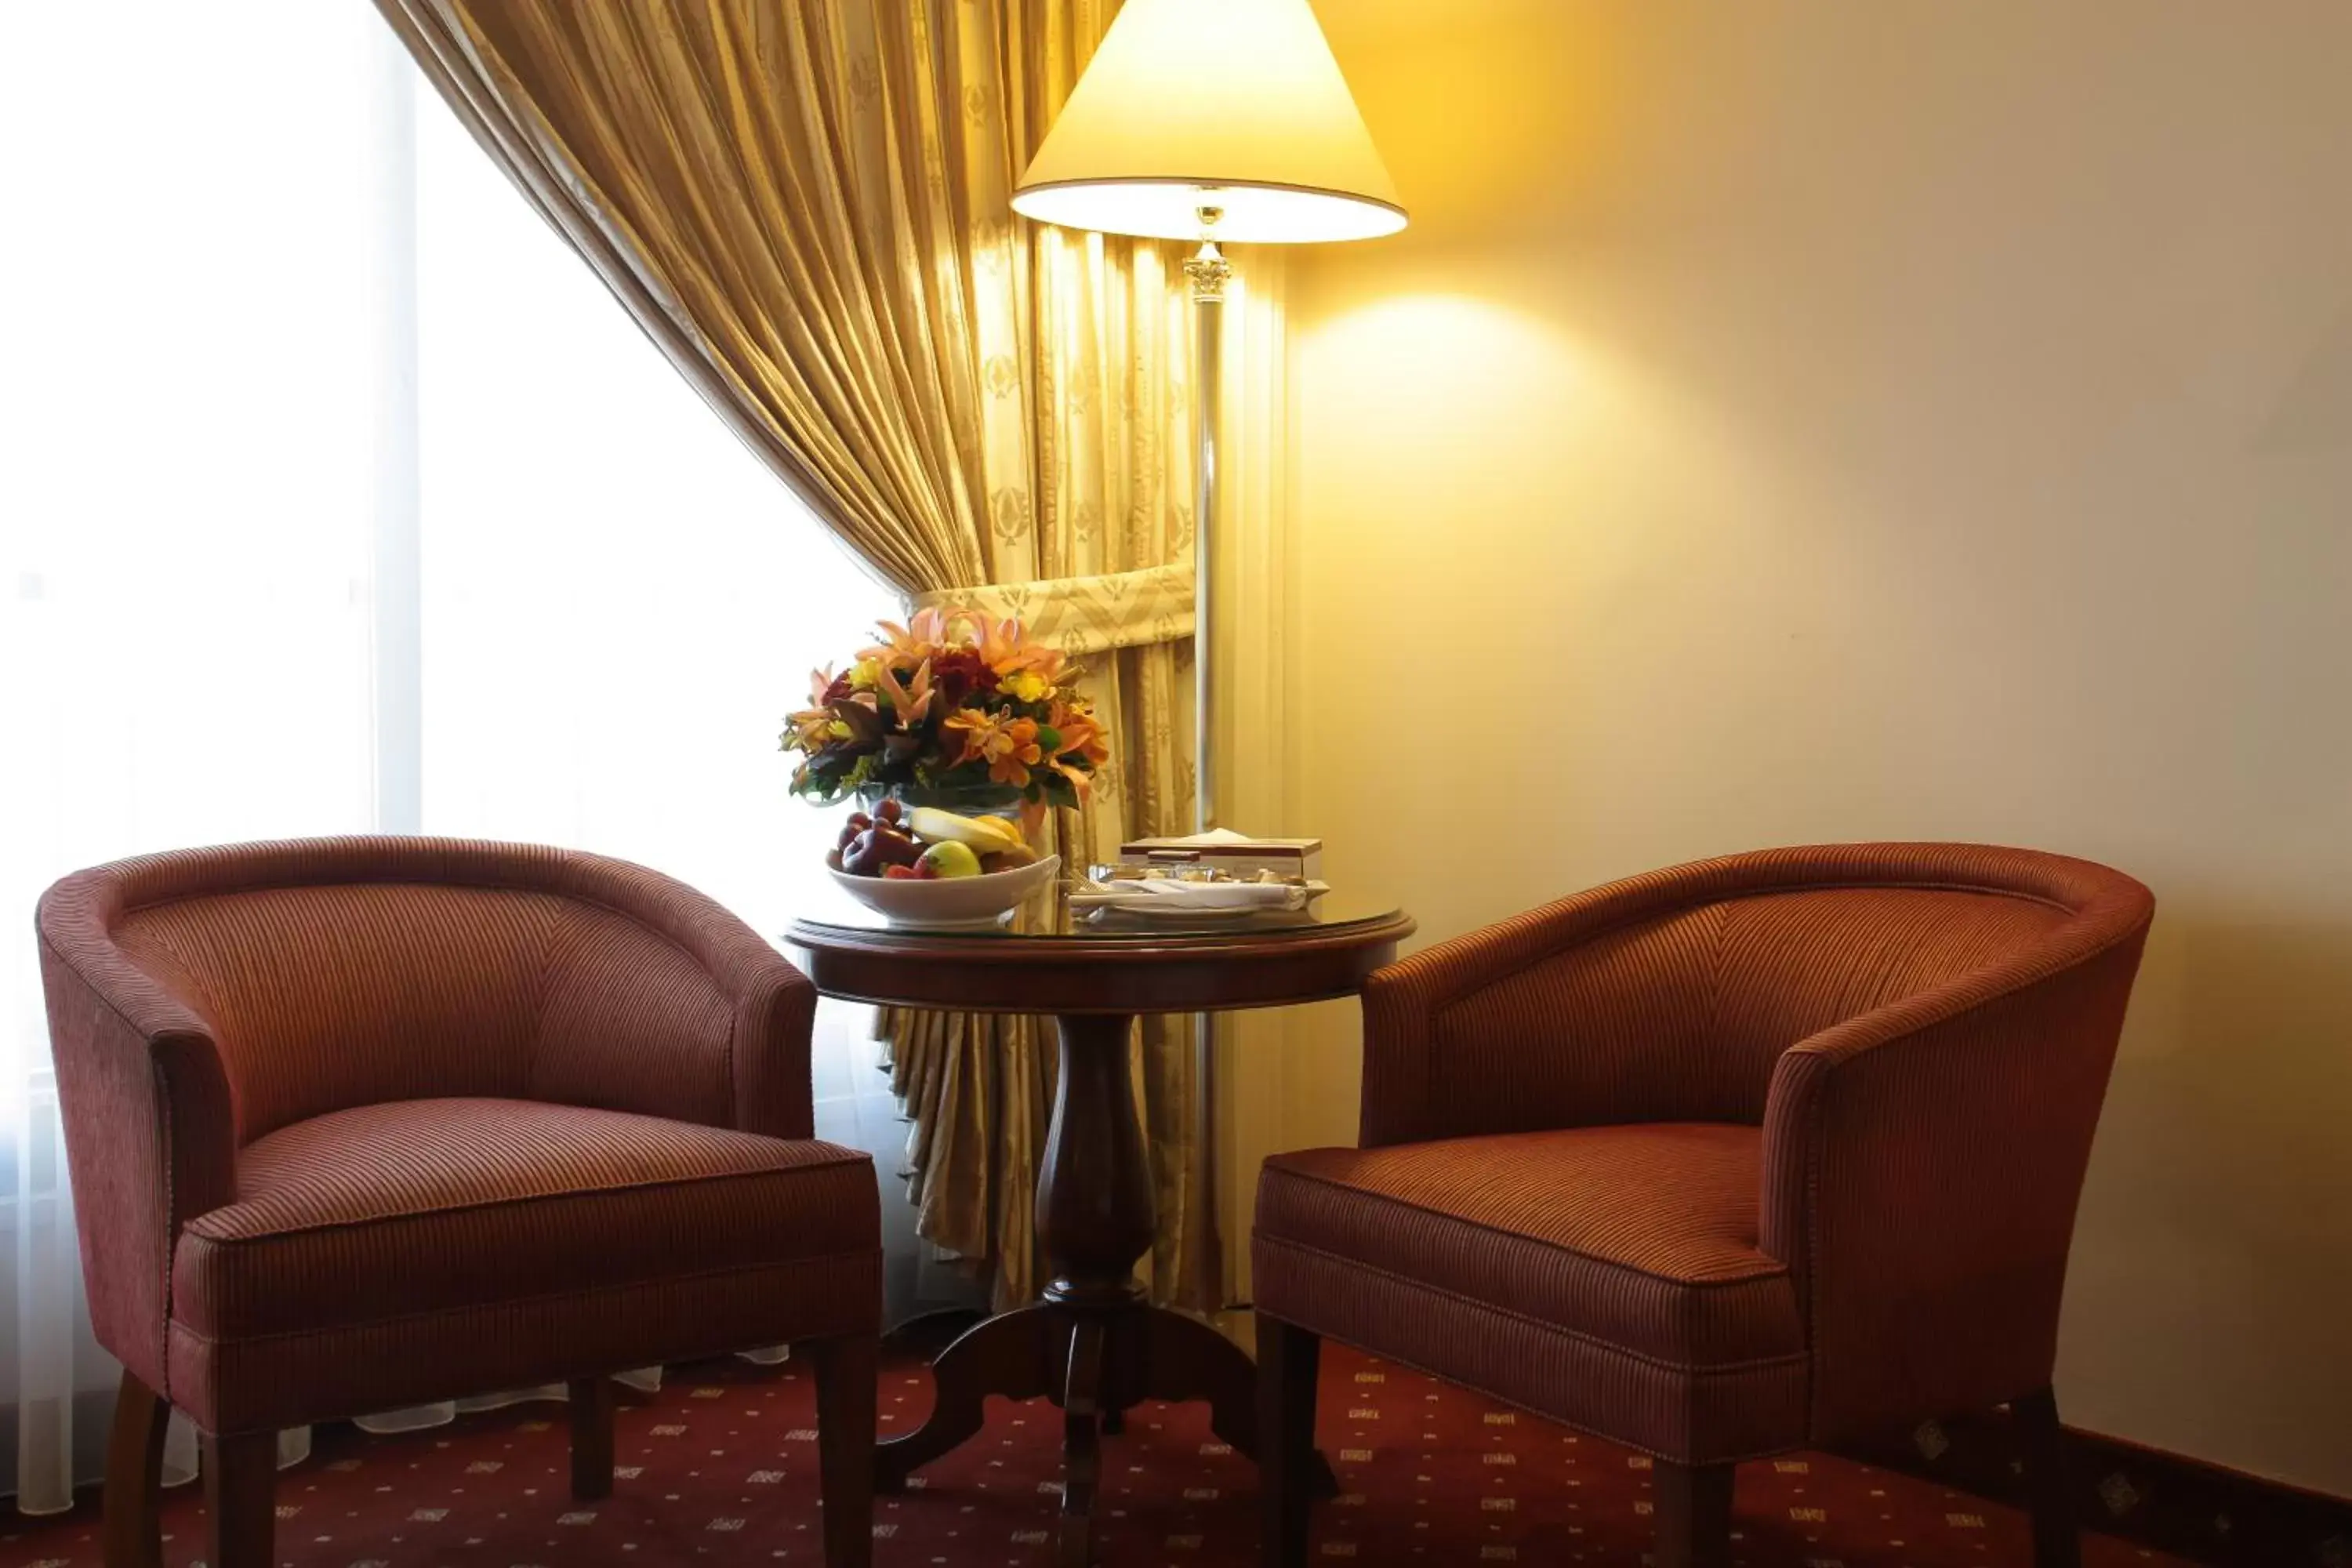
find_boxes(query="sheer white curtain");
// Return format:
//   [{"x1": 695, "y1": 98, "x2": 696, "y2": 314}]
[
  {"x1": 0, "y1": 1, "x2": 924, "y2": 1512},
  {"x1": 412, "y1": 77, "x2": 942, "y2": 1309},
  {"x1": 1, "y1": 1, "x2": 391, "y2": 1508}
]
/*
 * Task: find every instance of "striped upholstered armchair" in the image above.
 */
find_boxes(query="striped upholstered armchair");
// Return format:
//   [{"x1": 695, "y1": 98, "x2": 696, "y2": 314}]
[
  {"x1": 1252, "y1": 843, "x2": 2153, "y2": 1568},
  {"x1": 38, "y1": 837, "x2": 881, "y2": 1568}
]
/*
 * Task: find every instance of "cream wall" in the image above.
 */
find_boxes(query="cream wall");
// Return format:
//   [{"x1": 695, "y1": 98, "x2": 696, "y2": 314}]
[{"x1": 1275, "y1": 0, "x2": 2352, "y2": 1494}]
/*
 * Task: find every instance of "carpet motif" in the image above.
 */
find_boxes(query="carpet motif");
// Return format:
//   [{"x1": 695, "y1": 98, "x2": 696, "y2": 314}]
[{"x1": 0, "y1": 1346, "x2": 2192, "y2": 1566}]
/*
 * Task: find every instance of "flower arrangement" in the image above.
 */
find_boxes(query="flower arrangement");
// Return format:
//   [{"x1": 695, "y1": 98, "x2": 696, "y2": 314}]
[{"x1": 783, "y1": 608, "x2": 1109, "y2": 809}]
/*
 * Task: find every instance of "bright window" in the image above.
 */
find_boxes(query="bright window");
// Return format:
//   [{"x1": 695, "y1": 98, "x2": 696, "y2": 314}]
[{"x1": 0, "y1": 1, "x2": 920, "y2": 1508}]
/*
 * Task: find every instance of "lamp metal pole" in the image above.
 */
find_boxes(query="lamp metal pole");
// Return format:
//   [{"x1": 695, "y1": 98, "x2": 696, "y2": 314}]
[{"x1": 1182, "y1": 212, "x2": 1233, "y2": 1312}]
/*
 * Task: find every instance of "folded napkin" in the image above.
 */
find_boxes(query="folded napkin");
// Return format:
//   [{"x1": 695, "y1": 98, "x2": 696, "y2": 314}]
[{"x1": 1135, "y1": 828, "x2": 1260, "y2": 848}]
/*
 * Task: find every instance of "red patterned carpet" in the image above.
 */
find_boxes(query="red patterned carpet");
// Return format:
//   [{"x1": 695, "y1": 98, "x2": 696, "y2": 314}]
[{"x1": 3, "y1": 1345, "x2": 2190, "y2": 1567}]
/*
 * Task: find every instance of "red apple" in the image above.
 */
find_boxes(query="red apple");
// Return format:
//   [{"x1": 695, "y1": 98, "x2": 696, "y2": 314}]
[{"x1": 841, "y1": 823, "x2": 924, "y2": 877}]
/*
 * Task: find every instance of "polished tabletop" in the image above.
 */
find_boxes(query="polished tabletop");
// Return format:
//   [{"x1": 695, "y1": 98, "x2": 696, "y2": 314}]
[
  {"x1": 789, "y1": 884, "x2": 1406, "y2": 942},
  {"x1": 784, "y1": 885, "x2": 1414, "y2": 1016}
]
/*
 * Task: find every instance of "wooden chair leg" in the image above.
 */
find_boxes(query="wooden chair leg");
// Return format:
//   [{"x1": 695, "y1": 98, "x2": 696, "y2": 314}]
[
  {"x1": 2014, "y1": 1386, "x2": 2082, "y2": 1568},
  {"x1": 804, "y1": 1332, "x2": 878, "y2": 1568},
  {"x1": 1653, "y1": 1459, "x2": 1734, "y2": 1568},
  {"x1": 103, "y1": 1370, "x2": 170, "y2": 1568},
  {"x1": 1256, "y1": 1314, "x2": 1321, "y2": 1568},
  {"x1": 568, "y1": 1376, "x2": 616, "y2": 1501},
  {"x1": 201, "y1": 1431, "x2": 276, "y2": 1568}
]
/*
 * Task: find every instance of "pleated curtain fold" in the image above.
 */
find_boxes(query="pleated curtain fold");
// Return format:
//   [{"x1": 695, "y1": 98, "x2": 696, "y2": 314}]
[{"x1": 374, "y1": 0, "x2": 1212, "y2": 1308}]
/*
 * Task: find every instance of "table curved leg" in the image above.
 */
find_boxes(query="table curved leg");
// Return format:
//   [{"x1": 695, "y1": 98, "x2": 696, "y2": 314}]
[
  {"x1": 1138, "y1": 1307, "x2": 1258, "y2": 1457},
  {"x1": 1124, "y1": 1308, "x2": 1341, "y2": 1496},
  {"x1": 880, "y1": 1305, "x2": 989, "y2": 1359},
  {"x1": 1058, "y1": 1318, "x2": 1106, "y2": 1568},
  {"x1": 877, "y1": 1301, "x2": 1063, "y2": 1492}
]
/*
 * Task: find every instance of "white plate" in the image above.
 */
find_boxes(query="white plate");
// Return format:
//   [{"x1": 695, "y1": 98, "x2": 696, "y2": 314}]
[
  {"x1": 1071, "y1": 879, "x2": 1328, "y2": 919},
  {"x1": 1079, "y1": 898, "x2": 1266, "y2": 921}
]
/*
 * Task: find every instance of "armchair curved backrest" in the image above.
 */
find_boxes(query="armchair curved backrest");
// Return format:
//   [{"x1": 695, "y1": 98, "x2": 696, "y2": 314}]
[
  {"x1": 1363, "y1": 844, "x2": 2146, "y2": 1146},
  {"x1": 36, "y1": 836, "x2": 818, "y2": 1402}
]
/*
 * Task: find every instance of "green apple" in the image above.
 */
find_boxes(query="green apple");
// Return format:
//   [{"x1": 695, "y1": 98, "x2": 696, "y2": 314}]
[{"x1": 918, "y1": 840, "x2": 984, "y2": 879}]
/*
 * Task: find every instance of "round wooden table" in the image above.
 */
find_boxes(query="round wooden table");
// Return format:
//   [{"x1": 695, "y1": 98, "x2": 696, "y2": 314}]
[{"x1": 786, "y1": 893, "x2": 1413, "y2": 1568}]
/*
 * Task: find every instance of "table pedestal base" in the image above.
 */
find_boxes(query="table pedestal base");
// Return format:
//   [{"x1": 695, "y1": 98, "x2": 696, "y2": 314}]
[
  {"x1": 877, "y1": 1299, "x2": 1262, "y2": 1565},
  {"x1": 873, "y1": 1013, "x2": 1332, "y2": 1566}
]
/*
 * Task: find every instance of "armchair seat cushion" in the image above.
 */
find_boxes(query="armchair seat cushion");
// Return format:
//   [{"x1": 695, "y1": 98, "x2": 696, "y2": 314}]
[
  {"x1": 167, "y1": 1098, "x2": 878, "y2": 1432},
  {"x1": 1253, "y1": 1123, "x2": 1806, "y2": 1463}
]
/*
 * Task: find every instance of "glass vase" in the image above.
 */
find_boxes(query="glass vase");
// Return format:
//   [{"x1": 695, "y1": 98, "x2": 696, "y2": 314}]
[{"x1": 855, "y1": 780, "x2": 1025, "y2": 818}]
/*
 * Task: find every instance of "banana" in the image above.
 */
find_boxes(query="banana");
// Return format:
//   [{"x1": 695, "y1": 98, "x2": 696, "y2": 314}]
[
  {"x1": 906, "y1": 805, "x2": 1027, "y2": 852},
  {"x1": 972, "y1": 817, "x2": 1027, "y2": 851}
]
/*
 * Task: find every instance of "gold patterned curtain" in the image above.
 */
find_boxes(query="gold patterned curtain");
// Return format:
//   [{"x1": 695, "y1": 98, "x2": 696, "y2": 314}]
[{"x1": 376, "y1": 0, "x2": 1211, "y2": 1307}]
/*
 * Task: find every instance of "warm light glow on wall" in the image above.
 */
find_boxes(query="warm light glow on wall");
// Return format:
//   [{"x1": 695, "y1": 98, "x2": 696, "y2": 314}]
[{"x1": 1301, "y1": 292, "x2": 1578, "y2": 415}]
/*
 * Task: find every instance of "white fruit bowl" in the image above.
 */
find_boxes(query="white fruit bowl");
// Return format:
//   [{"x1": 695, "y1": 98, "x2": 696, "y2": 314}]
[{"x1": 825, "y1": 854, "x2": 1061, "y2": 930}]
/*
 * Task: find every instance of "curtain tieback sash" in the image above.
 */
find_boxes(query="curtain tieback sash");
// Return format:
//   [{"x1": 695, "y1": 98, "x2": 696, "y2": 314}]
[{"x1": 913, "y1": 564, "x2": 1194, "y2": 655}]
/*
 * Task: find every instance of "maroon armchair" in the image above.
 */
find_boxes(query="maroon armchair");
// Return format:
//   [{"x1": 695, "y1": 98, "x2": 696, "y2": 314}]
[
  {"x1": 37, "y1": 837, "x2": 882, "y2": 1568},
  {"x1": 1251, "y1": 844, "x2": 2154, "y2": 1568}
]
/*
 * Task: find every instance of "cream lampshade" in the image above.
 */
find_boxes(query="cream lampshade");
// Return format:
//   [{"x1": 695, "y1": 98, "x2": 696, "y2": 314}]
[{"x1": 1011, "y1": 0, "x2": 1405, "y2": 245}]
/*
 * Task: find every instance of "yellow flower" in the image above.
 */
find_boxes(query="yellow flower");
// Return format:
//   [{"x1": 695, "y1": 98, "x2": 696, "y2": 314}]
[
  {"x1": 1001, "y1": 670, "x2": 1049, "y2": 703},
  {"x1": 848, "y1": 658, "x2": 882, "y2": 691}
]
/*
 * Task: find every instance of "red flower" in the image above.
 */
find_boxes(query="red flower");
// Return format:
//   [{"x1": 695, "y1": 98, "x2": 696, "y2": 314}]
[{"x1": 927, "y1": 648, "x2": 999, "y2": 705}]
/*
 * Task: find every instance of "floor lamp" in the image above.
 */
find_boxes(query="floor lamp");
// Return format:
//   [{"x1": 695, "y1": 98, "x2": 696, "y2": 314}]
[{"x1": 1010, "y1": 0, "x2": 1406, "y2": 1306}]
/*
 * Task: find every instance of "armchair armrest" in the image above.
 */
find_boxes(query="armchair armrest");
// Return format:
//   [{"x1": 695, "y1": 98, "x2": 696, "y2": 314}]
[
  {"x1": 1758, "y1": 909, "x2": 2151, "y2": 1441},
  {"x1": 1359, "y1": 870, "x2": 1752, "y2": 1147},
  {"x1": 35, "y1": 878, "x2": 239, "y2": 1397}
]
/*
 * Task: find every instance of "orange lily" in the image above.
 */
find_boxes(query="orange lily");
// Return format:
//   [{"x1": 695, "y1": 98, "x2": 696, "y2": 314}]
[
  {"x1": 975, "y1": 615, "x2": 1066, "y2": 684},
  {"x1": 783, "y1": 668, "x2": 838, "y2": 752},
  {"x1": 858, "y1": 606, "x2": 958, "y2": 668},
  {"x1": 873, "y1": 658, "x2": 935, "y2": 730},
  {"x1": 1047, "y1": 702, "x2": 1109, "y2": 792},
  {"x1": 946, "y1": 708, "x2": 1044, "y2": 788},
  {"x1": 783, "y1": 709, "x2": 833, "y2": 752}
]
